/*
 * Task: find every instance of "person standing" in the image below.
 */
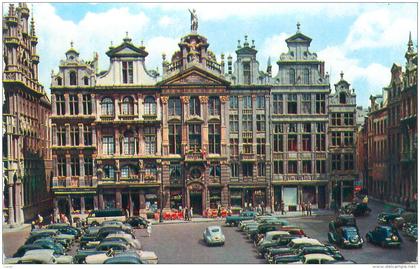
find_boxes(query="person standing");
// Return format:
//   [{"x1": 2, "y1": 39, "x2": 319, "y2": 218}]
[
  {"x1": 190, "y1": 207, "x2": 193, "y2": 220},
  {"x1": 31, "y1": 221, "x2": 36, "y2": 231},
  {"x1": 147, "y1": 223, "x2": 152, "y2": 237},
  {"x1": 405, "y1": 197, "x2": 410, "y2": 211},
  {"x1": 217, "y1": 204, "x2": 222, "y2": 219},
  {"x1": 301, "y1": 202, "x2": 305, "y2": 216},
  {"x1": 261, "y1": 201, "x2": 265, "y2": 214},
  {"x1": 280, "y1": 200, "x2": 285, "y2": 215},
  {"x1": 308, "y1": 202, "x2": 312, "y2": 216}
]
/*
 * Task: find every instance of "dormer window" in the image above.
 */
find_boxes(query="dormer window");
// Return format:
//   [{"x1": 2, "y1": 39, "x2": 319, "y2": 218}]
[
  {"x1": 339, "y1": 92, "x2": 346, "y2": 104},
  {"x1": 69, "y1": 71, "x2": 77, "y2": 86},
  {"x1": 243, "y1": 62, "x2": 251, "y2": 84},
  {"x1": 122, "y1": 61, "x2": 133, "y2": 84},
  {"x1": 83, "y1": 77, "x2": 89, "y2": 86}
]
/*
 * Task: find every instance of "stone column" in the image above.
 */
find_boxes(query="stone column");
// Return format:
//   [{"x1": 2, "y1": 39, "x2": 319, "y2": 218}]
[
  {"x1": 157, "y1": 127, "x2": 162, "y2": 155},
  {"x1": 114, "y1": 128, "x2": 120, "y2": 155},
  {"x1": 65, "y1": 123, "x2": 70, "y2": 146},
  {"x1": 64, "y1": 93, "x2": 69, "y2": 115},
  {"x1": 114, "y1": 96, "x2": 119, "y2": 120},
  {"x1": 128, "y1": 191, "x2": 133, "y2": 217},
  {"x1": 199, "y1": 96, "x2": 209, "y2": 151},
  {"x1": 51, "y1": 94, "x2": 57, "y2": 115},
  {"x1": 160, "y1": 96, "x2": 169, "y2": 155},
  {"x1": 78, "y1": 124, "x2": 84, "y2": 146},
  {"x1": 52, "y1": 124, "x2": 57, "y2": 146},
  {"x1": 80, "y1": 197, "x2": 85, "y2": 214},
  {"x1": 116, "y1": 189, "x2": 122, "y2": 208},
  {"x1": 98, "y1": 193, "x2": 104, "y2": 209},
  {"x1": 65, "y1": 154, "x2": 71, "y2": 186},
  {"x1": 138, "y1": 94, "x2": 144, "y2": 119},
  {"x1": 91, "y1": 94, "x2": 96, "y2": 115},
  {"x1": 7, "y1": 183, "x2": 15, "y2": 226},
  {"x1": 93, "y1": 195, "x2": 99, "y2": 210},
  {"x1": 53, "y1": 198, "x2": 59, "y2": 222},
  {"x1": 139, "y1": 190, "x2": 145, "y2": 209},
  {"x1": 67, "y1": 194, "x2": 73, "y2": 213},
  {"x1": 181, "y1": 96, "x2": 190, "y2": 154},
  {"x1": 220, "y1": 96, "x2": 229, "y2": 156},
  {"x1": 78, "y1": 93, "x2": 83, "y2": 115},
  {"x1": 79, "y1": 154, "x2": 85, "y2": 186}
]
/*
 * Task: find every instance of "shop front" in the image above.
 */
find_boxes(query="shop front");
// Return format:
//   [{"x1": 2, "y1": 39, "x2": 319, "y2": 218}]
[
  {"x1": 208, "y1": 188, "x2": 221, "y2": 209},
  {"x1": 170, "y1": 188, "x2": 183, "y2": 210},
  {"x1": 283, "y1": 186, "x2": 298, "y2": 211},
  {"x1": 228, "y1": 187, "x2": 267, "y2": 210}
]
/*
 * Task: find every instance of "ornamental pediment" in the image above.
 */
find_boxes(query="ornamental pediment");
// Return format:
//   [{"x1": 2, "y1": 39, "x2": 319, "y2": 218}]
[{"x1": 159, "y1": 66, "x2": 230, "y2": 86}]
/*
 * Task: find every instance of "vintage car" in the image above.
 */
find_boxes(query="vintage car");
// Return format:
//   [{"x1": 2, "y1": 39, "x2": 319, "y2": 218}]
[
  {"x1": 256, "y1": 231, "x2": 290, "y2": 247},
  {"x1": 294, "y1": 253, "x2": 336, "y2": 264},
  {"x1": 377, "y1": 208, "x2": 405, "y2": 225},
  {"x1": 84, "y1": 247, "x2": 158, "y2": 264},
  {"x1": 341, "y1": 202, "x2": 372, "y2": 217},
  {"x1": 96, "y1": 227, "x2": 133, "y2": 241},
  {"x1": 125, "y1": 216, "x2": 150, "y2": 228},
  {"x1": 13, "y1": 242, "x2": 64, "y2": 258},
  {"x1": 32, "y1": 239, "x2": 65, "y2": 255},
  {"x1": 265, "y1": 237, "x2": 323, "y2": 261},
  {"x1": 256, "y1": 231, "x2": 290, "y2": 256},
  {"x1": 203, "y1": 226, "x2": 225, "y2": 246},
  {"x1": 5, "y1": 249, "x2": 73, "y2": 264},
  {"x1": 225, "y1": 211, "x2": 257, "y2": 226},
  {"x1": 101, "y1": 221, "x2": 133, "y2": 233},
  {"x1": 328, "y1": 225, "x2": 363, "y2": 248},
  {"x1": 86, "y1": 233, "x2": 140, "y2": 250},
  {"x1": 104, "y1": 252, "x2": 143, "y2": 264},
  {"x1": 86, "y1": 209, "x2": 126, "y2": 226},
  {"x1": 250, "y1": 222, "x2": 290, "y2": 242},
  {"x1": 47, "y1": 224, "x2": 82, "y2": 238},
  {"x1": 238, "y1": 220, "x2": 256, "y2": 231},
  {"x1": 366, "y1": 226, "x2": 402, "y2": 247},
  {"x1": 263, "y1": 235, "x2": 301, "y2": 261},
  {"x1": 29, "y1": 229, "x2": 75, "y2": 247},
  {"x1": 25, "y1": 234, "x2": 68, "y2": 249},
  {"x1": 273, "y1": 245, "x2": 344, "y2": 264}
]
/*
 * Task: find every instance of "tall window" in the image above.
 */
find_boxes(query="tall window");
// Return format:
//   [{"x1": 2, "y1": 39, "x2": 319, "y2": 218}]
[
  {"x1": 303, "y1": 123, "x2": 311, "y2": 133},
  {"x1": 332, "y1": 154, "x2": 341, "y2": 171},
  {"x1": 273, "y1": 94, "x2": 283, "y2": 114},
  {"x1": 69, "y1": 95, "x2": 78, "y2": 115},
  {"x1": 289, "y1": 68, "x2": 295, "y2": 84},
  {"x1": 273, "y1": 161, "x2": 283, "y2": 174},
  {"x1": 103, "y1": 165, "x2": 115, "y2": 179},
  {"x1": 288, "y1": 161, "x2": 297, "y2": 174},
  {"x1": 121, "y1": 165, "x2": 136, "y2": 179},
  {"x1": 257, "y1": 138, "x2": 265, "y2": 156},
  {"x1": 242, "y1": 135, "x2": 253, "y2": 154},
  {"x1": 144, "y1": 96, "x2": 156, "y2": 115},
  {"x1": 287, "y1": 94, "x2": 297, "y2": 114},
  {"x1": 102, "y1": 136, "x2": 115, "y2": 155},
  {"x1": 83, "y1": 94, "x2": 92, "y2": 115},
  {"x1": 101, "y1": 97, "x2": 114, "y2": 116},
  {"x1": 331, "y1": 113, "x2": 341, "y2": 126},
  {"x1": 84, "y1": 157, "x2": 93, "y2": 176},
  {"x1": 169, "y1": 124, "x2": 181, "y2": 154},
  {"x1": 256, "y1": 114, "x2": 265, "y2": 132},
  {"x1": 70, "y1": 126, "x2": 79, "y2": 146},
  {"x1": 242, "y1": 114, "x2": 253, "y2": 132},
  {"x1": 122, "y1": 96, "x2": 134, "y2": 115},
  {"x1": 84, "y1": 126, "x2": 92, "y2": 145},
  {"x1": 56, "y1": 95, "x2": 65, "y2": 115},
  {"x1": 229, "y1": 96, "x2": 238, "y2": 109},
  {"x1": 344, "y1": 154, "x2": 354, "y2": 170},
  {"x1": 316, "y1": 160, "x2": 326, "y2": 174},
  {"x1": 189, "y1": 97, "x2": 200, "y2": 116},
  {"x1": 242, "y1": 163, "x2": 253, "y2": 177},
  {"x1": 315, "y1": 94, "x2": 326, "y2": 114},
  {"x1": 208, "y1": 123, "x2": 221, "y2": 154},
  {"x1": 230, "y1": 162, "x2": 239, "y2": 177},
  {"x1": 273, "y1": 124, "x2": 284, "y2": 152},
  {"x1": 256, "y1": 96, "x2": 265, "y2": 109},
  {"x1": 208, "y1": 97, "x2": 220, "y2": 116},
  {"x1": 258, "y1": 162, "x2": 266, "y2": 177},
  {"x1": 302, "y1": 134, "x2": 311, "y2": 151},
  {"x1": 123, "y1": 130, "x2": 136, "y2": 155},
  {"x1": 230, "y1": 138, "x2": 239, "y2": 157},
  {"x1": 229, "y1": 115, "x2": 239, "y2": 133},
  {"x1": 344, "y1": 132, "x2": 354, "y2": 146},
  {"x1": 332, "y1": 132, "x2": 341, "y2": 146},
  {"x1": 144, "y1": 127, "x2": 156, "y2": 154},
  {"x1": 288, "y1": 123, "x2": 297, "y2": 133},
  {"x1": 303, "y1": 68, "x2": 310, "y2": 84},
  {"x1": 288, "y1": 134, "x2": 297, "y2": 151},
  {"x1": 243, "y1": 62, "x2": 251, "y2": 84},
  {"x1": 302, "y1": 160, "x2": 312, "y2": 173},
  {"x1": 209, "y1": 163, "x2": 221, "y2": 177},
  {"x1": 344, "y1": 113, "x2": 354, "y2": 125},
  {"x1": 168, "y1": 97, "x2": 181, "y2": 116},
  {"x1": 243, "y1": 96, "x2": 252, "y2": 110},
  {"x1": 122, "y1": 61, "x2": 133, "y2": 84},
  {"x1": 316, "y1": 134, "x2": 326, "y2": 151},
  {"x1": 70, "y1": 157, "x2": 80, "y2": 176},
  {"x1": 58, "y1": 157, "x2": 66, "y2": 176},
  {"x1": 69, "y1": 71, "x2": 77, "y2": 86},
  {"x1": 188, "y1": 124, "x2": 201, "y2": 152},
  {"x1": 57, "y1": 126, "x2": 66, "y2": 146},
  {"x1": 339, "y1": 92, "x2": 346, "y2": 104},
  {"x1": 302, "y1": 94, "x2": 311, "y2": 114}
]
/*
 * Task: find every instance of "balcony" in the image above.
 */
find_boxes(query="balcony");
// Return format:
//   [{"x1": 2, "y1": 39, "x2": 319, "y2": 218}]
[
  {"x1": 142, "y1": 114, "x2": 158, "y2": 121},
  {"x1": 99, "y1": 115, "x2": 114, "y2": 121},
  {"x1": 185, "y1": 152, "x2": 205, "y2": 162},
  {"x1": 118, "y1": 114, "x2": 137, "y2": 121},
  {"x1": 240, "y1": 153, "x2": 255, "y2": 162},
  {"x1": 52, "y1": 176, "x2": 96, "y2": 189}
]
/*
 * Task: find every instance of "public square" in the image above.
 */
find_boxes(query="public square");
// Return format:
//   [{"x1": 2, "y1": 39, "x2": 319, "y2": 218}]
[{"x1": 3, "y1": 199, "x2": 417, "y2": 264}]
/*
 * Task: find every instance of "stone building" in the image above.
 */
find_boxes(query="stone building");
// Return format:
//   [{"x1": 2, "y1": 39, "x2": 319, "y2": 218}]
[
  {"x1": 328, "y1": 72, "x2": 357, "y2": 207},
  {"x1": 2, "y1": 3, "x2": 52, "y2": 225},
  {"x1": 269, "y1": 25, "x2": 330, "y2": 210}
]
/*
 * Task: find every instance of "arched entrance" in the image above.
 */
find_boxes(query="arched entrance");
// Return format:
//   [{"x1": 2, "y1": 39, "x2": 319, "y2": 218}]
[{"x1": 187, "y1": 182, "x2": 204, "y2": 215}]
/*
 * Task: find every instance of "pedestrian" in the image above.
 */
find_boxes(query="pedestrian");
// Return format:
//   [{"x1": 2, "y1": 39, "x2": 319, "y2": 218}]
[
  {"x1": 405, "y1": 197, "x2": 410, "y2": 211},
  {"x1": 37, "y1": 213, "x2": 44, "y2": 228},
  {"x1": 308, "y1": 201, "x2": 312, "y2": 216},
  {"x1": 217, "y1": 204, "x2": 222, "y2": 219},
  {"x1": 49, "y1": 213, "x2": 54, "y2": 224},
  {"x1": 125, "y1": 208, "x2": 130, "y2": 218},
  {"x1": 280, "y1": 200, "x2": 285, "y2": 215},
  {"x1": 146, "y1": 223, "x2": 152, "y2": 237},
  {"x1": 301, "y1": 202, "x2": 305, "y2": 216},
  {"x1": 257, "y1": 204, "x2": 262, "y2": 215},
  {"x1": 190, "y1": 207, "x2": 193, "y2": 220},
  {"x1": 261, "y1": 201, "x2": 265, "y2": 214}
]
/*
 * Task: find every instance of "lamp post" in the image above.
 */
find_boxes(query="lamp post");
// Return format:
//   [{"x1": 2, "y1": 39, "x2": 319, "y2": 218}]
[{"x1": 158, "y1": 167, "x2": 163, "y2": 223}]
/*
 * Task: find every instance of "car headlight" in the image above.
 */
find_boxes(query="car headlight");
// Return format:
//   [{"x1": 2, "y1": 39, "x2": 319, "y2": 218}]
[{"x1": 391, "y1": 235, "x2": 398, "y2": 241}]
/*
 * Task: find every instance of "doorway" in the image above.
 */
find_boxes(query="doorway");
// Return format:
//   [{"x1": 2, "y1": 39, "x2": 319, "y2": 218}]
[
  {"x1": 190, "y1": 191, "x2": 202, "y2": 215},
  {"x1": 318, "y1": 186, "x2": 326, "y2": 209}
]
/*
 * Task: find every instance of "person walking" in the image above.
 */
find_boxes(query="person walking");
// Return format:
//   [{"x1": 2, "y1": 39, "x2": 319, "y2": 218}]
[
  {"x1": 280, "y1": 200, "x2": 285, "y2": 215},
  {"x1": 308, "y1": 201, "x2": 312, "y2": 216},
  {"x1": 190, "y1": 207, "x2": 193, "y2": 220},
  {"x1": 301, "y1": 202, "x2": 305, "y2": 216},
  {"x1": 405, "y1": 197, "x2": 410, "y2": 211},
  {"x1": 261, "y1": 201, "x2": 265, "y2": 214},
  {"x1": 217, "y1": 204, "x2": 222, "y2": 220},
  {"x1": 146, "y1": 223, "x2": 152, "y2": 237}
]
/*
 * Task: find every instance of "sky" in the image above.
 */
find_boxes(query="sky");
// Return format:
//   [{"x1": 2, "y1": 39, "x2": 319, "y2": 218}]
[{"x1": 5, "y1": 2, "x2": 418, "y2": 108}]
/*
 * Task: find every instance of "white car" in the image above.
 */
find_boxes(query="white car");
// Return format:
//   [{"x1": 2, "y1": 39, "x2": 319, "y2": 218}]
[
  {"x1": 4, "y1": 249, "x2": 73, "y2": 264},
  {"x1": 203, "y1": 226, "x2": 225, "y2": 246},
  {"x1": 85, "y1": 233, "x2": 141, "y2": 250},
  {"x1": 293, "y1": 253, "x2": 336, "y2": 264}
]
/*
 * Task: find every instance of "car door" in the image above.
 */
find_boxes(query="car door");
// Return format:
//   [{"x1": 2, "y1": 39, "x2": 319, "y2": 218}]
[{"x1": 372, "y1": 227, "x2": 381, "y2": 244}]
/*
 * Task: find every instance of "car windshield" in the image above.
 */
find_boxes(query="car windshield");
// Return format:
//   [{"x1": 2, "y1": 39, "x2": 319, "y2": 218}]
[
  {"x1": 211, "y1": 228, "x2": 220, "y2": 233},
  {"x1": 343, "y1": 229, "x2": 358, "y2": 236}
]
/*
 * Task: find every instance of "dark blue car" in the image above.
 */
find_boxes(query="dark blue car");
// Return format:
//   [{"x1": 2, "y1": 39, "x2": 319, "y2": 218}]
[{"x1": 366, "y1": 226, "x2": 402, "y2": 248}]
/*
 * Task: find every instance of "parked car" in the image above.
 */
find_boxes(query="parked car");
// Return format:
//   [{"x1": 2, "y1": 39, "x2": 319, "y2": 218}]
[
  {"x1": 263, "y1": 235, "x2": 308, "y2": 262},
  {"x1": 25, "y1": 233, "x2": 68, "y2": 249},
  {"x1": 96, "y1": 227, "x2": 133, "y2": 241},
  {"x1": 366, "y1": 226, "x2": 402, "y2": 247},
  {"x1": 86, "y1": 208, "x2": 126, "y2": 226},
  {"x1": 328, "y1": 225, "x2": 363, "y2": 248},
  {"x1": 47, "y1": 223, "x2": 83, "y2": 238},
  {"x1": 225, "y1": 211, "x2": 257, "y2": 226},
  {"x1": 86, "y1": 233, "x2": 140, "y2": 250},
  {"x1": 273, "y1": 245, "x2": 344, "y2": 264},
  {"x1": 32, "y1": 239, "x2": 65, "y2": 255},
  {"x1": 203, "y1": 226, "x2": 225, "y2": 246},
  {"x1": 6, "y1": 249, "x2": 73, "y2": 264},
  {"x1": 266, "y1": 237, "x2": 323, "y2": 260},
  {"x1": 256, "y1": 231, "x2": 291, "y2": 257},
  {"x1": 125, "y1": 216, "x2": 150, "y2": 228},
  {"x1": 255, "y1": 230, "x2": 290, "y2": 247},
  {"x1": 295, "y1": 253, "x2": 336, "y2": 264},
  {"x1": 13, "y1": 243, "x2": 64, "y2": 258},
  {"x1": 340, "y1": 202, "x2": 372, "y2": 217},
  {"x1": 104, "y1": 252, "x2": 143, "y2": 264},
  {"x1": 377, "y1": 208, "x2": 405, "y2": 225},
  {"x1": 29, "y1": 229, "x2": 75, "y2": 247}
]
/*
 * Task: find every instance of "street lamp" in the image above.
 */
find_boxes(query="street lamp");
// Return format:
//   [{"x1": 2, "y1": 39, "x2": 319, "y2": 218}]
[{"x1": 158, "y1": 167, "x2": 163, "y2": 223}]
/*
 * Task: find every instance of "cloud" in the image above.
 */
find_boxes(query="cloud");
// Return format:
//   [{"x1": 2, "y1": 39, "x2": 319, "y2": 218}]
[
  {"x1": 259, "y1": 32, "x2": 290, "y2": 75},
  {"x1": 144, "y1": 36, "x2": 180, "y2": 72},
  {"x1": 158, "y1": 16, "x2": 176, "y2": 27}
]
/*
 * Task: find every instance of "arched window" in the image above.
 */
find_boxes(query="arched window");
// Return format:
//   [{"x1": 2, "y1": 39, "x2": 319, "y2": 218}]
[
  {"x1": 103, "y1": 165, "x2": 115, "y2": 179},
  {"x1": 56, "y1": 77, "x2": 62, "y2": 86},
  {"x1": 289, "y1": 68, "x2": 295, "y2": 84},
  {"x1": 121, "y1": 165, "x2": 137, "y2": 179},
  {"x1": 122, "y1": 96, "x2": 134, "y2": 115},
  {"x1": 208, "y1": 96, "x2": 220, "y2": 116},
  {"x1": 168, "y1": 97, "x2": 181, "y2": 116},
  {"x1": 122, "y1": 130, "x2": 136, "y2": 155},
  {"x1": 339, "y1": 92, "x2": 346, "y2": 104},
  {"x1": 303, "y1": 69, "x2": 310, "y2": 84},
  {"x1": 101, "y1": 97, "x2": 114, "y2": 116},
  {"x1": 69, "y1": 71, "x2": 77, "y2": 86},
  {"x1": 83, "y1": 77, "x2": 89, "y2": 86},
  {"x1": 144, "y1": 96, "x2": 156, "y2": 115}
]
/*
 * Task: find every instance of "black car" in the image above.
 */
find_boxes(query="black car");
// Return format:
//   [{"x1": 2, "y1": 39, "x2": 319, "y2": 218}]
[
  {"x1": 125, "y1": 216, "x2": 149, "y2": 228},
  {"x1": 328, "y1": 215, "x2": 363, "y2": 248},
  {"x1": 273, "y1": 245, "x2": 345, "y2": 264},
  {"x1": 341, "y1": 203, "x2": 372, "y2": 217}
]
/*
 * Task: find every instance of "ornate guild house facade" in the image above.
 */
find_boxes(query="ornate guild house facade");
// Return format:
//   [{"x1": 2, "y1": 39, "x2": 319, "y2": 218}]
[{"x1": 49, "y1": 15, "x2": 362, "y2": 216}]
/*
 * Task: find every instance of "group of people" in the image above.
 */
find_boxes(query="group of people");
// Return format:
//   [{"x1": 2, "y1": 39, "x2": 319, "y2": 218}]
[
  {"x1": 31, "y1": 213, "x2": 44, "y2": 230},
  {"x1": 300, "y1": 201, "x2": 312, "y2": 216},
  {"x1": 182, "y1": 206, "x2": 194, "y2": 221}
]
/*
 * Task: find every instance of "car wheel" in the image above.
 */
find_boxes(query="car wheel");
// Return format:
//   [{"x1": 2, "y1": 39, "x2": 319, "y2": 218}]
[{"x1": 91, "y1": 221, "x2": 99, "y2": 226}]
